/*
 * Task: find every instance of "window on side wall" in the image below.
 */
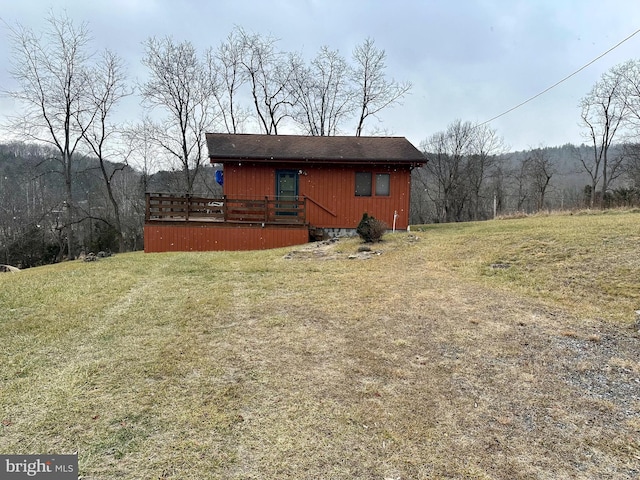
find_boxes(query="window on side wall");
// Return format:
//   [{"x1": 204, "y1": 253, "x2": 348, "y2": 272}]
[
  {"x1": 355, "y1": 172, "x2": 391, "y2": 197},
  {"x1": 375, "y1": 173, "x2": 390, "y2": 196},
  {"x1": 355, "y1": 172, "x2": 372, "y2": 196}
]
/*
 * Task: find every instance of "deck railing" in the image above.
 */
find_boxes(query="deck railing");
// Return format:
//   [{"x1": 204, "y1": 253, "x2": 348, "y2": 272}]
[{"x1": 145, "y1": 193, "x2": 306, "y2": 224}]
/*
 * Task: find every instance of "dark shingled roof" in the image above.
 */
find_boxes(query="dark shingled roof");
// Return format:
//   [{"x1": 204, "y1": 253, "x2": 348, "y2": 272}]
[{"x1": 206, "y1": 133, "x2": 425, "y2": 165}]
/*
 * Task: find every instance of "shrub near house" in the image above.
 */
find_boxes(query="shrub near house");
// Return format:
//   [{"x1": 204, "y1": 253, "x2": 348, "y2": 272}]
[{"x1": 356, "y1": 213, "x2": 387, "y2": 243}]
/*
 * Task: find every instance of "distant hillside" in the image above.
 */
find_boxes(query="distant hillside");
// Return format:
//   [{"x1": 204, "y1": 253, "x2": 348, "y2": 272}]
[
  {"x1": 2, "y1": 140, "x2": 638, "y2": 267},
  {"x1": 411, "y1": 142, "x2": 638, "y2": 224},
  {"x1": 0, "y1": 141, "x2": 221, "y2": 267}
]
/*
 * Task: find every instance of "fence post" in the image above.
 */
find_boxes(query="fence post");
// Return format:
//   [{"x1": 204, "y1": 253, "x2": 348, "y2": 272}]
[{"x1": 265, "y1": 196, "x2": 269, "y2": 222}]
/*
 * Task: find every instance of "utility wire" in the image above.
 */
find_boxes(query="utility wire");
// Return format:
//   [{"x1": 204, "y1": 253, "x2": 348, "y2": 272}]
[{"x1": 479, "y1": 27, "x2": 640, "y2": 126}]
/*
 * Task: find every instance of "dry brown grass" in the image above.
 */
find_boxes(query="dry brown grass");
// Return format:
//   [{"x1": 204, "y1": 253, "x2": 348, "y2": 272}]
[{"x1": 1, "y1": 210, "x2": 639, "y2": 479}]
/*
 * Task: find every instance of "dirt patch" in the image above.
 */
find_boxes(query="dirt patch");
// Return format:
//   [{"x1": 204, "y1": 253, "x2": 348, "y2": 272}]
[
  {"x1": 283, "y1": 238, "x2": 360, "y2": 260},
  {"x1": 283, "y1": 235, "x2": 420, "y2": 261}
]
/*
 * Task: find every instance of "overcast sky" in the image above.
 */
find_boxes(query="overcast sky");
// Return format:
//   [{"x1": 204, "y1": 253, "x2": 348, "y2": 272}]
[{"x1": 1, "y1": 0, "x2": 639, "y2": 152}]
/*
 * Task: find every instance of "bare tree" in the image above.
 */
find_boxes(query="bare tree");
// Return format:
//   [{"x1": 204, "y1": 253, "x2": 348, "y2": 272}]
[
  {"x1": 579, "y1": 65, "x2": 628, "y2": 207},
  {"x1": 209, "y1": 32, "x2": 411, "y2": 138},
  {"x1": 5, "y1": 12, "x2": 99, "y2": 259},
  {"x1": 421, "y1": 120, "x2": 474, "y2": 222},
  {"x1": 486, "y1": 162, "x2": 508, "y2": 217},
  {"x1": 512, "y1": 156, "x2": 532, "y2": 212},
  {"x1": 0, "y1": 142, "x2": 70, "y2": 265},
  {"x1": 466, "y1": 124, "x2": 506, "y2": 219},
  {"x1": 616, "y1": 59, "x2": 640, "y2": 133},
  {"x1": 108, "y1": 163, "x2": 146, "y2": 251},
  {"x1": 418, "y1": 121, "x2": 506, "y2": 221},
  {"x1": 82, "y1": 50, "x2": 130, "y2": 252},
  {"x1": 352, "y1": 38, "x2": 411, "y2": 137},
  {"x1": 140, "y1": 37, "x2": 218, "y2": 193},
  {"x1": 237, "y1": 29, "x2": 293, "y2": 135},
  {"x1": 123, "y1": 117, "x2": 162, "y2": 194},
  {"x1": 525, "y1": 148, "x2": 556, "y2": 211},
  {"x1": 616, "y1": 60, "x2": 640, "y2": 189},
  {"x1": 213, "y1": 30, "x2": 250, "y2": 134},
  {"x1": 410, "y1": 166, "x2": 436, "y2": 224},
  {"x1": 622, "y1": 143, "x2": 640, "y2": 188},
  {"x1": 289, "y1": 46, "x2": 354, "y2": 136}
]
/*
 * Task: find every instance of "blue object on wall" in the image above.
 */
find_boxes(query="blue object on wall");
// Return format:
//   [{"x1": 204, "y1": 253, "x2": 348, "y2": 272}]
[{"x1": 215, "y1": 170, "x2": 224, "y2": 186}]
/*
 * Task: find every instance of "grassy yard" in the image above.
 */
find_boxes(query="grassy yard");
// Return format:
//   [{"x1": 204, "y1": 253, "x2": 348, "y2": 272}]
[{"x1": 1, "y1": 210, "x2": 639, "y2": 479}]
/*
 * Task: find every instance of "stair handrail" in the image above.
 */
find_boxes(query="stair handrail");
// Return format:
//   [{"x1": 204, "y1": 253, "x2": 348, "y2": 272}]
[{"x1": 303, "y1": 195, "x2": 337, "y2": 217}]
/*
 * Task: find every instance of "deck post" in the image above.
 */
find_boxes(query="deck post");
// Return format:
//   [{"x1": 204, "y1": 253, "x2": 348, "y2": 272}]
[
  {"x1": 185, "y1": 194, "x2": 190, "y2": 221},
  {"x1": 265, "y1": 196, "x2": 269, "y2": 222},
  {"x1": 145, "y1": 193, "x2": 150, "y2": 222},
  {"x1": 302, "y1": 197, "x2": 307, "y2": 224},
  {"x1": 223, "y1": 195, "x2": 228, "y2": 221}
]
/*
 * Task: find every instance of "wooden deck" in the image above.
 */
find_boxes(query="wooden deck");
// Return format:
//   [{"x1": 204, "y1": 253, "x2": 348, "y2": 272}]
[
  {"x1": 144, "y1": 193, "x2": 310, "y2": 252},
  {"x1": 145, "y1": 193, "x2": 306, "y2": 225}
]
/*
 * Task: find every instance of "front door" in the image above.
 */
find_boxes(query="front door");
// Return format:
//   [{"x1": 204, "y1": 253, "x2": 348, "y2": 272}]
[{"x1": 276, "y1": 170, "x2": 299, "y2": 216}]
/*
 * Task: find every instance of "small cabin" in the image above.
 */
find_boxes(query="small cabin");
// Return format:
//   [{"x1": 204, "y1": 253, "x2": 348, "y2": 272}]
[{"x1": 144, "y1": 133, "x2": 425, "y2": 252}]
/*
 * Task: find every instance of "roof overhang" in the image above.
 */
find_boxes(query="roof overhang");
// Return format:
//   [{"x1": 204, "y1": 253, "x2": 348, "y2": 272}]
[{"x1": 206, "y1": 133, "x2": 426, "y2": 168}]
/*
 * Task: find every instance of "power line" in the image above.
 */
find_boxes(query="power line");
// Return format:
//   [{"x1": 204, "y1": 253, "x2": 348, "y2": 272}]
[{"x1": 479, "y1": 27, "x2": 640, "y2": 126}]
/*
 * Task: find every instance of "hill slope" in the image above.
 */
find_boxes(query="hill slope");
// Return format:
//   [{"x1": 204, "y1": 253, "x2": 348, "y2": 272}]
[{"x1": 1, "y1": 210, "x2": 639, "y2": 479}]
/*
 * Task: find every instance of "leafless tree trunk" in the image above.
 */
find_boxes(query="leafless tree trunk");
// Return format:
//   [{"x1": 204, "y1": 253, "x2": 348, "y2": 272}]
[
  {"x1": 410, "y1": 166, "x2": 436, "y2": 224},
  {"x1": 617, "y1": 59, "x2": 640, "y2": 134},
  {"x1": 419, "y1": 121, "x2": 505, "y2": 221},
  {"x1": 512, "y1": 157, "x2": 531, "y2": 212},
  {"x1": 82, "y1": 50, "x2": 130, "y2": 252},
  {"x1": 615, "y1": 60, "x2": 640, "y2": 190},
  {"x1": 525, "y1": 148, "x2": 556, "y2": 211},
  {"x1": 467, "y1": 124, "x2": 505, "y2": 220}
]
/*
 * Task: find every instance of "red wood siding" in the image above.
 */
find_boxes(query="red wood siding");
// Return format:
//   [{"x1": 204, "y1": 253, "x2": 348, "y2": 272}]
[
  {"x1": 223, "y1": 163, "x2": 412, "y2": 229},
  {"x1": 224, "y1": 164, "x2": 276, "y2": 197},
  {"x1": 144, "y1": 224, "x2": 309, "y2": 252}
]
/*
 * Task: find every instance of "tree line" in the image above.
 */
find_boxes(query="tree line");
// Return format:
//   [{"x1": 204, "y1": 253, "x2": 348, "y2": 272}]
[
  {"x1": 2, "y1": 13, "x2": 410, "y2": 260},
  {"x1": 412, "y1": 58, "x2": 640, "y2": 223},
  {"x1": 1, "y1": 12, "x2": 640, "y2": 268},
  {"x1": 3, "y1": 136, "x2": 637, "y2": 268},
  {"x1": 0, "y1": 141, "x2": 221, "y2": 267},
  {"x1": 411, "y1": 136, "x2": 639, "y2": 224}
]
